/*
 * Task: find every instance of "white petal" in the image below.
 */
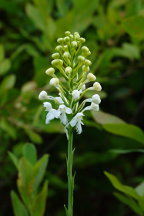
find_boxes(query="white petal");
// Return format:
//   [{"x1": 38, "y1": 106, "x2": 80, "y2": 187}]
[
  {"x1": 55, "y1": 97, "x2": 64, "y2": 104},
  {"x1": 60, "y1": 113, "x2": 68, "y2": 125},
  {"x1": 53, "y1": 109, "x2": 60, "y2": 118},
  {"x1": 43, "y1": 102, "x2": 52, "y2": 111},
  {"x1": 66, "y1": 107, "x2": 72, "y2": 114},
  {"x1": 39, "y1": 91, "x2": 48, "y2": 100},
  {"x1": 45, "y1": 112, "x2": 55, "y2": 124},
  {"x1": 76, "y1": 122, "x2": 82, "y2": 134},
  {"x1": 70, "y1": 117, "x2": 77, "y2": 127}
]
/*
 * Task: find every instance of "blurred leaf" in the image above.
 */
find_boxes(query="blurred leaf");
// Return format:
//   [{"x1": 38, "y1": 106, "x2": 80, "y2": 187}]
[
  {"x1": 9, "y1": 152, "x2": 19, "y2": 169},
  {"x1": 31, "y1": 181, "x2": 48, "y2": 216},
  {"x1": 122, "y1": 14, "x2": 144, "y2": 38},
  {"x1": 103, "y1": 124, "x2": 144, "y2": 144},
  {"x1": 0, "y1": 119, "x2": 17, "y2": 139},
  {"x1": 0, "y1": 44, "x2": 4, "y2": 61},
  {"x1": 105, "y1": 171, "x2": 139, "y2": 200},
  {"x1": 24, "y1": 128, "x2": 42, "y2": 144},
  {"x1": 11, "y1": 191, "x2": 29, "y2": 216},
  {"x1": 0, "y1": 74, "x2": 16, "y2": 91},
  {"x1": 114, "y1": 192, "x2": 143, "y2": 215},
  {"x1": 0, "y1": 59, "x2": 11, "y2": 75},
  {"x1": 92, "y1": 111, "x2": 125, "y2": 124},
  {"x1": 22, "y1": 143, "x2": 37, "y2": 165}
]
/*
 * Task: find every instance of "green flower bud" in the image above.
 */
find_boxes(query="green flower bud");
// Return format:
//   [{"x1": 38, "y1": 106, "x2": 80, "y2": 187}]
[
  {"x1": 64, "y1": 36, "x2": 70, "y2": 43},
  {"x1": 57, "y1": 38, "x2": 64, "y2": 44},
  {"x1": 52, "y1": 59, "x2": 63, "y2": 67},
  {"x1": 65, "y1": 31, "x2": 71, "y2": 36},
  {"x1": 65, "y1": 66, "x2": 72, "y2": 74},
  {"x1": 63, "y1": 52, "x2": 70, "y2": 59},
  {"x1": 71, "y1": 41, "x2": 78, "y2": 48},
  {"x1": 78, "y1": 56, "x2": 85, "y2": 62},
  {"x1": 84, "y1": 59, "x2": 92, "y2": 66},
  {"x1": 63, "y1": 45, "x2": 69, "y2": 51},
  {"x1": 55, "y1": 45, "x2": 63, "y2": 52},
  {"x1": 79, "y1": 37, "x2": 86, "y2": 43},
  {"x1": 82, "y1": 46, "x2": 91, "y2": 56},
  {"x1": 74, "y1": 32, "x2": 80, "y2": 39},
  {"x1": 45, "y1": 67, "x2": 55, "y2": 76},
  {"x1": 93, "y1": 82, "x2": 102, "y2": 91},
  {"x1": 87, "y1": 73, "x2": 96, "y2": 81},
  {"x1": 82, "y1": 65, "x2": 90, "y2": 72},
  {"x1": 52, "y1": 53, "x2": 60, "y2": 59}
]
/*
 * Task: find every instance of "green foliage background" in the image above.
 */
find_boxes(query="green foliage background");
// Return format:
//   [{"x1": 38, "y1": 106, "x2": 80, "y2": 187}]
[{"x1": 0, "y1": 0, "x2": 144, "y2": 215}]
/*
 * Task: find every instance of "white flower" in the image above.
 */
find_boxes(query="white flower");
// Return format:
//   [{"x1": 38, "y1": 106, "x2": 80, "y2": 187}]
[
  {"x1": 83, "y1": 102, "x2": 99, "y2": 112},
  {"x1": 92, "y1": 94, "x2": 101, "y2": 104},
  {"x1": 38, "y1": 91, "x2": 48, "y2": 100},
  {"x1": 58, "y1": 105, "x2": 72, "y2": 125},
  {"x1": 70, "y1": 112, "x2": 84, "y2": 134},
  {"x1": 72, "y1": 90, "x2": 81, "y2": 100},
  {"x1": 54, "y1": 97, "x2": 64, "y2": 104},
  {"x1": 43, "y1": 102, "x2": 60, "y2": 124}
]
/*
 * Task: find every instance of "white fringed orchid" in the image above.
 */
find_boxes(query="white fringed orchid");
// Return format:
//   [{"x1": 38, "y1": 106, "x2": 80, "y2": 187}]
[{"x1": 38, "y1": 31, "x2": 102, "y2": 134}]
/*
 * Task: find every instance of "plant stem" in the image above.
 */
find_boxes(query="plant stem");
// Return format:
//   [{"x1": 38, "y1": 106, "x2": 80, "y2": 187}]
[{"x1": 67, "y1": 128, "x2": 74, "y2": 216}]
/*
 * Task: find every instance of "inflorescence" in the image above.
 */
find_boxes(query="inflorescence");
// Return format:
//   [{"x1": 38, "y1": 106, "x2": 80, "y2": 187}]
[{"x1": 39, "y1": 31, "x2": 102, "y2": 134}]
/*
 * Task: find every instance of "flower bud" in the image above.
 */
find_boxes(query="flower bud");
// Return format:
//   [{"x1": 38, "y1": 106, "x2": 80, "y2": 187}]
[
  {"x1": 45, "y1": 67, "x2": 55, "y2": 76},
  {"x1": 63, "y1": 51, "x2": 70, "y2": 59},
  {"x1": 65, "y1": 31, "x2": 71, "y2": 36},
  {"x1": 63, "y1": 45, "x2": 68, "y2": 51},
  {"x1": 64, "y1": 36, "x2": 70, "y2": 43},
  {"x1": 78, "y1": 56, "x2": 85, "y2": 62},
  {"x1": 81, "y1": 84, "x2": 86, "y2": 90},
  {"x1": 92, "y1": 94, "x2": 101, "y2": 104},
  {"x1": 43, "y1": 102, "x2": 52, "y2": 111},
  {"x1": 87, "y1": 73, "x2": 96, "y2": 81},
  {"x1": 52, "y1": 59, "x2": 63, "y2": 67},
  {"x1": 82, "y1": 65, "x2": 90, "y2": 72},
  {"x1": 57, "y1": 38, "x2": 64, "y2": 44},
  {"x1": 93, "y1": 82, "x2": 102, "y2": 91},
  {"x1": 71, "y1": 41, "x2": 77, "y2": 48},
  {"x1": 79, "y1": 37, "x2": 86, "y2": 43},
  {"x1": 72, "y1": 90, "x2": 81, "y2": 100},
  {"x1": 74, "y1": 32, "x2": 80, "y2": 39},
  {"x1": 82, "y1": 46, "x2": 91, "y2": 56},
  {"x1": 84, "y1": 59, "x2": 92, "y2": 66},
  {"x1": 38, "y1": 91, "x2": 48, "y2": 100},
  {"x1": 52, "y1": 53, "x2": 60, "y2": 59},
  {"x1": 55, "y1": 45, "x2": 63, "y2": 52},
  {"x1": 50, "y1": 78, "x2": 59, "y2": 86},
  {"x1": 65, "y1": 66, "x2": 72, "y2": 74}
]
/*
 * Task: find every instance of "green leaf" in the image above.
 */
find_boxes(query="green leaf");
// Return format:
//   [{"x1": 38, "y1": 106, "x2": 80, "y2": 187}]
[
  {"x1": 9, "y1": 152, "x2": 19, "y2": 169},
  {"x1": 11, "y1": 191, "x2": 29, "y2": 216},
  {"x1": 105, "y1": 171, "x2": 140, "y2": 200},
  {"x1": 18, "y1": 158, "x2": 33, "y2": 185},
  {"x1": 122, "y1": 15, "x2": 144, "y2": 39},
  {"x1": 92, "y1": 111, "x2": 125, "y2": 124},
  {"x1": 0, "y1": 59, "x2": 11, "y2": 75},
  {"x1": 102, "y1": 123, "x2": 144, "y2": 144},
  {"x1": 31, "y1": 181, "x2": 48, "y2": 216},
  {"x1": 0, "y1": 119, "x2": 17, "y2": 139},
  {"x1": 23, "y1": 143, "x2": 37, "y2": 165},
  {"x1": 0, "y1": 74, "x2": 16, "y2": 91},
  {"x1": 33, "y1": 154, "x2": 49, "y2": 191},
  {"x1": 0, "y1": 44, "x2": 4, "y2": 61},
  {"x1": 24, "y1": 128, "x2": 42, "y2": 144},
  {"x1": 114, "y1": 192, "x2": 143, "y2": 215}
]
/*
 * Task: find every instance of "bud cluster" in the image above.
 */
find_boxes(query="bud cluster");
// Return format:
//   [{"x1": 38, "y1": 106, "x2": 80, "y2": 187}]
[{"x1": 39, "y1": 31, "x2": 102, "y2": 134}]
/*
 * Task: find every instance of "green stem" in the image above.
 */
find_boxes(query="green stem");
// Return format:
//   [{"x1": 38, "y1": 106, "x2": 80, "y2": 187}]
[{"x1": 67, "y1": 128, "x2": 74, "y2": 216}]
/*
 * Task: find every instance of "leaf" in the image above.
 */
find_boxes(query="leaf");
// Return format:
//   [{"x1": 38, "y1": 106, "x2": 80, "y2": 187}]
[
  {"x1": 0, "y1": 119, "x2": 17, "y2": 139},
  {"x1": 31, "y1": 181, "x2": 48, "y2": 216},
  {"x1": 103, "y1": 124, "x2": 144, "y2": 144},
  {"x1": 24, "y1": 128, "x2": 42, "y2": 144},
  {"x1": 114, "y1": 192, "x2": 143, "y2": 215},
  {"x1": 105, "y1": 171, "x2": 140, "y2": 200},
  {"x1": 0, "y1": 59, "x2": 11, "y2": 75},
  {"x1": 11, "y1": 191, "x2": 29, "y2": 216},
  {"x1": 8, "y1": 152, "x2": 19, "y2": 169},
  {"x1": 0, "y1": 44, "x2": 4, "y2": 61},
  {"x1": 23, "y1": 143, "x2": 37, "y2": 165},
  {"x1": 0, "y1": 74, "x2": 16, "y2": 91},
  {"x1": 33, "y1": 154, "x2": 49, "y2": 191},
  {"x1": 135, "y1": 182, "x2": 144, "y2": 197},
  {"x1": 92, "y1": 111, "x2": 125, "y2": 124},
  {"x1": 122, "y1": 15, "x2": 144, "y2": 39}
]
